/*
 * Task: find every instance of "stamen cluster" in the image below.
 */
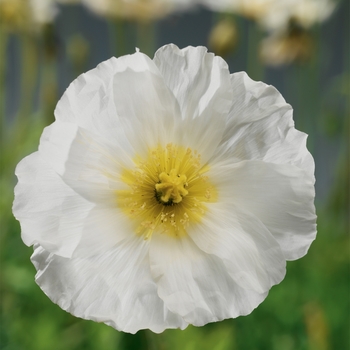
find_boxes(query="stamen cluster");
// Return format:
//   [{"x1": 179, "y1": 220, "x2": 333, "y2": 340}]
[{"x1": 117, "y1": 143, "x2": 216, "y2": 238}]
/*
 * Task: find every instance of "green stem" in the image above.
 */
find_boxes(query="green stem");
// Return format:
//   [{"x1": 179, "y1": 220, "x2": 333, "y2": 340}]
[
  {"x1": 6, "y1": 33, "x2": 39, "y2": 164},
  {"x1": 0, "y1": 28, "x2": 8, "y2": 148},
  {"x1": 121, "y1": 330, "x2": 161, "y2": 350},
  {"x1": 247, "y1": 20, "x2": 264, "y2": 81},
  {"x1": 109, "y1": 18, "x2": 128, "y2": 57},
  {"x1": 295, "y1": 27, "x2": 322, "y2": 154},
  {"x1": 121, "y1": 329, "x2": 165, "y2": 350},
  {"x1": 39, "y1": 24, "x2": 60, "y2": 125},
  {"x1": 136, "y1": 20, "x2": 155, "y2": 57},
  {"x1": 17, "y1": 34, "x2": 38, "y2": 126},
  {"x1": 40, "y1": 57, "x2": 57, "y2": 125}
]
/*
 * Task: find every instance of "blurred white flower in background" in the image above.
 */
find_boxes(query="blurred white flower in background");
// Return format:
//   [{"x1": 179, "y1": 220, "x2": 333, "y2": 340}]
[
  {"x1": 81, "y1": 0, "x2": 197, "y2": 21},
  {"x1": 285, "y1": 0, "x2": 336, "y2": 29},
  {"x1": 258, "y1": 0, "x2": 335, "y2": 65},
  {"x1": 201, "y1": 0, "x2": 336, "y2": 32},
  {"x1": 13, "y1": 44, "x2": 316, "y2": 333},
  {"x1": 259, "y1": 0, "x2": 336, "y2": 32},
  {"x1": 0, "y1": 0, "x2": 58, "y2": 32},
  {"x1": 30, "y1": 0, "x2": 58, "y2": 25},
  {"x1": 202, "y1": 0, "x2": 275, "y2": 20},
  {"x1": 202, "y1": 0, "x2": 336, "y2": 65}
]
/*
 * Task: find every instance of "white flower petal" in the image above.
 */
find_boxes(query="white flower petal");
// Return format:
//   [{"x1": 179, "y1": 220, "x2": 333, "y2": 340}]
[
  {"x1": 55, "y1": 53, "x2": 176, "y2": 157},
  {"x1": 189, "y1": 204, "x2": 286, "y2": 293},
  {"x1": 13, "y1": 151, "x2": 132, "y2": 259},
  {"x1": 69, "y1": 205, "x2": 133, "y2": 258},
  {"x1": 55, "y1": 52, "x2": 157, "y2": 125},
  {"x1": 13, "y1": 152, "x2": 92, "y2": 258},
  {"x1": 38, "y1": 121, "x2": 79, "y2": 176},
  {"x1": 39, "y1": 118, "x2": 134, "y2": 203},
  {"x1": 54, "y1": 57, "x2": 118, "y2": 126},
  {"x1": 112, "y1": 63, "x2": 182, "y2": 155},
  {"x1": 214, "y1": 72, "x2": 314, "y2": 175},
  {"x1": 154, "y1": 44, "x2": 233, "y2": 162},
  {"x1": 43, "y1": 124, "x2": 130, "y2": 202},
  {"x1": 52, "y1": 58, "x2": 137, "y2": 160},
  {"x1": 209, "y1": 160, "x2": 316, "y2": 260},
  {"x1": 32, "y1": 238, "x2": 188, "y2": 333},
  {"x1": 149, "y1": 233, "x2": 269, "y2": 325}
]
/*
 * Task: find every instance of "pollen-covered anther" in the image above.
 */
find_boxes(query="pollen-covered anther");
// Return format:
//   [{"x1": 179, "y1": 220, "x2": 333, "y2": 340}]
[
  {"x1": 155, "y1": 169, "x2": 189, "y2": 204},
  {"x1": 117, "y1": 144, "x2": 216, "y2": 239}
]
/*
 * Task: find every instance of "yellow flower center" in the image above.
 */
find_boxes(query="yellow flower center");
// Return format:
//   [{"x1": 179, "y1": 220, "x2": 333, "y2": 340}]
[
  {"x1": 116, "y1": 143, "x2": 216, "y2": 239},
  {"x1": 155, "y1": 169, "x2": 188, "y2": 204}
]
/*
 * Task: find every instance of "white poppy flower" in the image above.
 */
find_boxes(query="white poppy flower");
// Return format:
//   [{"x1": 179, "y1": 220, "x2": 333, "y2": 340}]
[{"x1": 13, "y1": 44, "x2": 316, "y2": 333}]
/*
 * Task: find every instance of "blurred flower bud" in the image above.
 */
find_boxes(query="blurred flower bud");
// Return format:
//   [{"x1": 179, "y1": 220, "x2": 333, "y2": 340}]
[
  {"x1": 304, "y1": 302, "x2": 330, "y2": 350},
  {"x1": 67, "y1": 34, "x2": 90, "y2": 74},
  {"x1": 0, "y1": 0, "x2": 58, "y2": 34},
  {"x1": 260, "y1": 28, "x2": 313, "y2": 66},
  {"x1": 208, "y1": 18, "x2": 238, "y2": 57},
  {"x1": 0, "y1": 0, "x2": 32, "y2": 33},
  {"x1": 43, "y1": 24, "x2": 61, "y2": 60}
]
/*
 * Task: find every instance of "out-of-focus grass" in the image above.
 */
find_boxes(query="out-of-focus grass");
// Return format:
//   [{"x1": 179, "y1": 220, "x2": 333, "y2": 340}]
[{"x1": 0, "y1": 113, "x2": 348, "y2": 350}]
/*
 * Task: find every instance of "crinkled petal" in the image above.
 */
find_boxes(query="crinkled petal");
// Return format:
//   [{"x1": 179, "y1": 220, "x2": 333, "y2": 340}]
[
  {"x1": 37, "y1": 122, "x2": 135, "y2": 257},
  {"x1": 54, "y1": 57, "x2": 118, "y2": 127},
  {"x1": 188, "y1": 204, "x2": 286, "y2": 293},
  {"x1": 154, "y1": 44, "x2": 233, "y2": 163},
  {"x1": 42, "y1": 60, "x2": 136, "y2": 178},
  {"x1": 209, "y1": 160, "x2": 316, "y2": 260},
  {"x1": 213, "y1": 72, "x2": 314, "y2": 176},
  {"x1": 112, "y1": 65, "x2": 181, "y2": 156},
  {"x1": 13, "y1": 151, "x2": 132, "y2": 259},
  {"x1": 189, "y1": 203, "x2": 286, "y2": 293},
  {"x1": 149, "y1": 233, "x2": 269, "y2": 326},
  {"x1": 39, "y1": 111, "x2": 137, "y2": 207},
  {"x1": 38, "y1": 121, "x2": 79, "y2": 176},
  {"x1": 62, "y1": 128, "x2": 126, "y2": 202},
  {"x1": 55, "y1": 52, "x2": 179, "y2": 159},
  {"x1": 68, "y1": 204, "x2": 133, "y2": 258},
  {"x1": 54, "y1": 53, "x2": 161, "y2": 128},
  {"x1": 13, "y1": 152, "x2": 92, "y2": 258},
  {"x1": 31, "y1": 238, "x2": 188, "y2": 333}
]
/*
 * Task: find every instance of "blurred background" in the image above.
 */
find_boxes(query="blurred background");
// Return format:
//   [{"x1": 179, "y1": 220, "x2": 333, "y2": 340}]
[{"x1": 1, "y1": 0, "x2": 349, "y2": 349}]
